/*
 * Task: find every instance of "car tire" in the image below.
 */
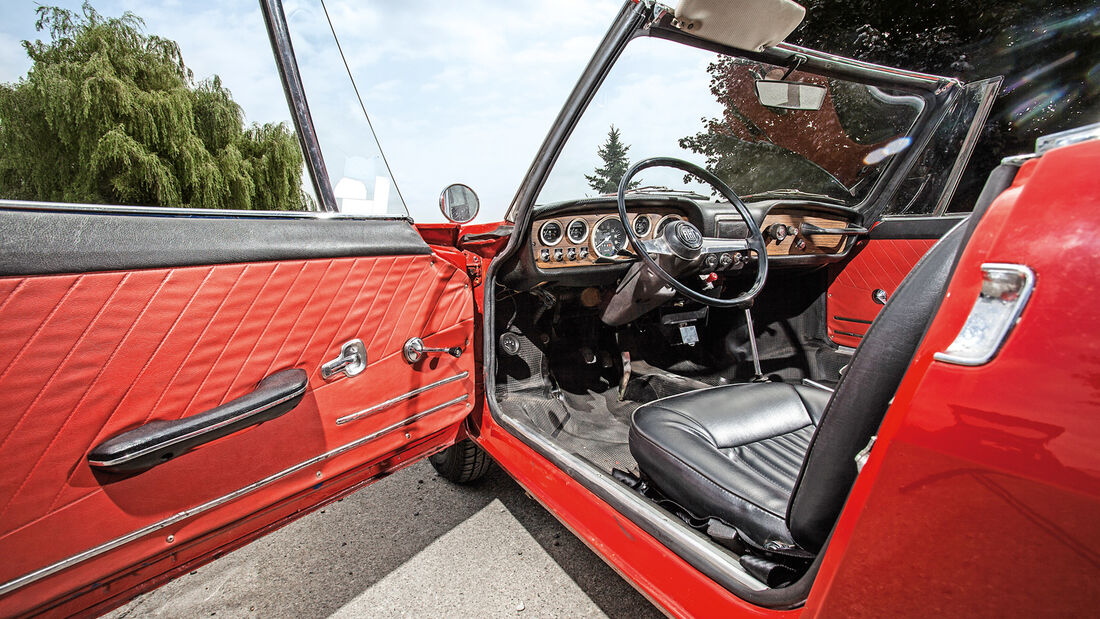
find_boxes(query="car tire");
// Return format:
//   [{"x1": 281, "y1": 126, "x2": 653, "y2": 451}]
[{"x1": 429, "y1": 438, "x2": 492, "y2": 483}]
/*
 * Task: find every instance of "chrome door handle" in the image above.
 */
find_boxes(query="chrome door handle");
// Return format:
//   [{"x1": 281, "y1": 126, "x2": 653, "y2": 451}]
[
  {"x1": 403, "y1": 337, "x2": 462, "y2": 364},
  {"x1": 322, "y1": 339, "x2": 367, "y2": 380}
]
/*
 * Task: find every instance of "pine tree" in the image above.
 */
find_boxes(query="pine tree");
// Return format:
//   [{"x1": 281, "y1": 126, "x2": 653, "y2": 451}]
[
  {"x1": 585, "y1": 125, "x2": 639, "y2": 194},
  {"x1": 0, "y1": 2, "x2": 313, "y2": 210}
]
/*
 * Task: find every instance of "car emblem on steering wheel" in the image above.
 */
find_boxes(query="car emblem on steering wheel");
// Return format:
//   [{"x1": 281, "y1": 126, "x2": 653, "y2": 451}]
[{"x1": 675, "y1": 222, "x2": 703, "y2": 249}]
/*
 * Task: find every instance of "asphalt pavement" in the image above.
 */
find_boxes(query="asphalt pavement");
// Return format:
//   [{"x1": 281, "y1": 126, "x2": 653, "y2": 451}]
[{"x1": 106, "y1": 459, "x2": 665, "y2": 618}]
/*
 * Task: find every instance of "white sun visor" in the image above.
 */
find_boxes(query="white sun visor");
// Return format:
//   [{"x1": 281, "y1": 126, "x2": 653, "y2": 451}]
[{"x1": 674, "y1": 0, "x2": 807, "y2": 52}]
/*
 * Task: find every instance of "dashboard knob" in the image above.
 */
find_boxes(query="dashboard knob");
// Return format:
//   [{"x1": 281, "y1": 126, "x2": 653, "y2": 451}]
[
  {"x1": 767, "y1": 223, "x2": 788, "y2": 243},
  {"x1": 540, "y1": 249, "x2": 550, "y2": 262},
  {"x1": 553, "y1": 248, "x2": 564, "y2": 262}
]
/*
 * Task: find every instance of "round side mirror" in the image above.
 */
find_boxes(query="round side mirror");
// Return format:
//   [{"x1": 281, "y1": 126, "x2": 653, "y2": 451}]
[{"x1": 439, "y1": 183, "x2": 479, "y2": 224}]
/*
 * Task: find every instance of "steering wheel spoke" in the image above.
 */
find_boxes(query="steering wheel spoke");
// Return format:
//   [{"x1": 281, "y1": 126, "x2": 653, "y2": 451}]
[{"x1": 640, "y1": 237, "x2": 675, "y2": 258}]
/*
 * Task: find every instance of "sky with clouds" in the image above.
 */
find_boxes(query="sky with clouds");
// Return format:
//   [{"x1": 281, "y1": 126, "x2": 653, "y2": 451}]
[{"x1": 0, "y1": 1, "x2": 724, "y2": 222}]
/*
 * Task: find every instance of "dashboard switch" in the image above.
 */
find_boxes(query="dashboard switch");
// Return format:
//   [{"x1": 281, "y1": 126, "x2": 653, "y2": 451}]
[
  {"x1": 553, "y1": 248, "x2": 564, "y2": 262},
  {"x1": 567, "y1": 247, "x2": 578, "y2": 261},
  {"x1": 579, "y1": 247, "x2": 589, "y2": 260},
  {"x1": 539, "y1": 249, "x2": 550, "y2": 262}
]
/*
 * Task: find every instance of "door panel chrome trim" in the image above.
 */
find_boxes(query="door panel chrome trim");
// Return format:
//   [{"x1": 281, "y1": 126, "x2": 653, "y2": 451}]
[
  {"x1": 0, "y1": 394, "x2": 468, "y2": 597},
  {"x1": 335, "y1": 372, "x2": 468, "y2": 425}
]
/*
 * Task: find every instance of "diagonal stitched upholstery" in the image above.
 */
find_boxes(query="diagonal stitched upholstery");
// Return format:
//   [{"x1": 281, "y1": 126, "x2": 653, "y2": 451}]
[{"x1": 0, "y1": 254, "x2": 472, "y2": 562}]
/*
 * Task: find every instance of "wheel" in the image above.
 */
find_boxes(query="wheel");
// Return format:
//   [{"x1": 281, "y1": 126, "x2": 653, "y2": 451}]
[
  {"x1": 429, "y1": 439, "x2": 492, "y2": 483},
  {"x1": 617, "y1": 156, "x2": 768, "y2": 308}
]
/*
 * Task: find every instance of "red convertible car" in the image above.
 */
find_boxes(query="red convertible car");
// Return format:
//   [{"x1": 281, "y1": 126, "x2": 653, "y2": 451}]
[{"x1": 1, "y1": 0, "x2": 1098, "y2": 616}]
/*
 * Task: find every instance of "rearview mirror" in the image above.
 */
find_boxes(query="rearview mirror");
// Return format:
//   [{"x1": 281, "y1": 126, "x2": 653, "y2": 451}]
[
  {"x1": 755, "y1": 80, "x2": 826, "y2": 111},
  {"x1": 439, "y1": 183, "x2": 479, "y2": 223}
]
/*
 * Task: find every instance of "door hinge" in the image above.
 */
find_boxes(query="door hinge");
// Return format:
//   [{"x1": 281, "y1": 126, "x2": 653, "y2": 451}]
[
  {"x1": 855, "y1": 435, "x2": 876, "y2": 473},
  {"x1": 464, "y1": 251, "x2": 483, "y2": 287}
]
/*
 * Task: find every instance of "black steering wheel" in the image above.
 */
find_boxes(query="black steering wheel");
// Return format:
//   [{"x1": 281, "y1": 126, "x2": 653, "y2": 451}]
[{"x1": 617, "y1": 157, "x2": 768, "y2": 308}]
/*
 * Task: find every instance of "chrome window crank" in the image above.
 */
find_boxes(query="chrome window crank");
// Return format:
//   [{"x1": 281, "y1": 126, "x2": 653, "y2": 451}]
[
  {"x1": 321, "y1": 339, "x2": 368, "y2": 380},
  {"x1": 403, "y1": 337, "x2": 462, "y2": 364}
]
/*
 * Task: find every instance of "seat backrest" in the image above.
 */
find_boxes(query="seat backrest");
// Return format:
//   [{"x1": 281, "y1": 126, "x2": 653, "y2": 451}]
[{"x1": 785, "y1": 219, "x2": 967, "y2": 552}]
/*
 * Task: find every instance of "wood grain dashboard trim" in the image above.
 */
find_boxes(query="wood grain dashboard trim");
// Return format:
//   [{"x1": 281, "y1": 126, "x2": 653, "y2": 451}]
[
  {"x1": 716, "y1": 210, "x2": 853, "y2": 257},
  {"x1": 531, "y1": 210, "x2": 684, "y2": 269}
]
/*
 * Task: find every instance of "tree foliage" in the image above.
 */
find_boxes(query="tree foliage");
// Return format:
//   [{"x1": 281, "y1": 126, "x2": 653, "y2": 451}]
[
  {"x1": 680, "y1": 0, "x2": 1097, "y2": 209},
  {"x1": 585, "y1": 124, "x2": 640, "y2": 194},
  {"x1": 0, "y1": 2, "x2": 313, "y2": 210}
]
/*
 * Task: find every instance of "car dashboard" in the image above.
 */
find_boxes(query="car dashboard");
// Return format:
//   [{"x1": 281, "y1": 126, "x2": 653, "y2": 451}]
[{"x1": 517, "y1": 196, "x2": 862, "y2": 287}]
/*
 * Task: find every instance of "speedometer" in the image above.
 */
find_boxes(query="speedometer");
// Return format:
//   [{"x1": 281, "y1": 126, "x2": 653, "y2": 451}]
[{"x1": 592, "y1": 218, "x2": 628, "y2": 259}]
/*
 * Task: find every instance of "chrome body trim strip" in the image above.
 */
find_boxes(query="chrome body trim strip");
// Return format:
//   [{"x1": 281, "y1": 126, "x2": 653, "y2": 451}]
[
  {"x1": 335, "y1": 372, "x2": 468, "y2": 425},
  {"x1": 86, "y1": 384, "x2": 307, "y2": 468},
  {"x1": 0, "y1": 394, "x2": 468, "y2": 597}
]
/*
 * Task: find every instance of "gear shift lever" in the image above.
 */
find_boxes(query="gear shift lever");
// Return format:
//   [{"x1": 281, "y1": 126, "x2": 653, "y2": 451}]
[{"x1": 744, "y1": 308, "x2": 766, "y2": 382}]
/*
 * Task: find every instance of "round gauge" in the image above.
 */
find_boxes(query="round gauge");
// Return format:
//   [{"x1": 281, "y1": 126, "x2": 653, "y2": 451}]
[
  {"x1": 633, "y1": 215, "x2": 651, "y2": 236},
  {"x1": 566, "y1": 219, "x2": 589, "y2": 244},
  {"x1": 592, "y1": 218, "x2": 628, "y2": 259},
  {"x1": 539, "y1": 220, "x2": 563, "y2": 246}
]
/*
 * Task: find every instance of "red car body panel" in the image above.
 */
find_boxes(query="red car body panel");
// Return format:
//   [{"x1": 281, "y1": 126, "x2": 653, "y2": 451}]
[
  {"x1": 806, "y1": 139, "x2": 1100, "y2": 617},
  {"x1": 826, "y1": 236, "x2": 936, "y2": 347},
  {"x1": 0, "y1": 254, "x2": 474, "y2": 617}
]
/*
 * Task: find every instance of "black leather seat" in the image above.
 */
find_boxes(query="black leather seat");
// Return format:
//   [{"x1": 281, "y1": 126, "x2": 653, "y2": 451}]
[{"x1": 629, "y1": 221, "x2": 967, "y2": 556}]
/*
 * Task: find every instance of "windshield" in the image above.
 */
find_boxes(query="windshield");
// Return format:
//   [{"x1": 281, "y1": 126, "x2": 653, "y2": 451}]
[{"x1": 536, "y1": 36, "x2": 925, "y2": 207}]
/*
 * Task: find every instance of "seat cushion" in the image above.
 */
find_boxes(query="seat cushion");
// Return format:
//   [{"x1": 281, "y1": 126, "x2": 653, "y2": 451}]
[{"x1": 629, "y1": 382, "x2": 830, "y2": 550}]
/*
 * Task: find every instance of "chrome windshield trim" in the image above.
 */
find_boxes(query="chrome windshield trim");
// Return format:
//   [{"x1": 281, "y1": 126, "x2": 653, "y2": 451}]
[
  {"x1": 773, "y1": 42, "x2": 952, "y2": 85},
  {"x1": 0, "y1": 394, "x2": 468, "y2": 597},
  {"x1": 336, "y1": 372, "x2": 469, "y2": 425},
  {"x1": 0, "y1": 199, "x2": 412, "y2": 221}
]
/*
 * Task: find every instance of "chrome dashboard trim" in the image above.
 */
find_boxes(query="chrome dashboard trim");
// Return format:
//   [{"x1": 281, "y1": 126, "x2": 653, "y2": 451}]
[{"x1": 0, "y1": 394, "x2": 468, "y2": 597}]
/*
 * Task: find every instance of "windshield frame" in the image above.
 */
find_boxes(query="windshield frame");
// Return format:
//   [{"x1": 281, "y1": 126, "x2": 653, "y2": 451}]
[{"x1": 503, "y1": 3, "x2": 957, "y2": 223}]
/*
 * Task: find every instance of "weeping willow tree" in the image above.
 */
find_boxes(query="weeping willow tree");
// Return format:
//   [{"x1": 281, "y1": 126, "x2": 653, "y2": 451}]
[{"x1": 0, "y1": 3, "x2": 313, "y2": 210}]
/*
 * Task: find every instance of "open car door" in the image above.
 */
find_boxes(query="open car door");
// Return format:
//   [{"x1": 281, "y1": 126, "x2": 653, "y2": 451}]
[{"x1": 0, "y1": 2, "x2": 475, "y2": 615}]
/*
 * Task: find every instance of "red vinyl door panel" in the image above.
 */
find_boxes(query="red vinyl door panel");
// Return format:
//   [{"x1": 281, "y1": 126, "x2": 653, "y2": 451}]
[
  {"x1": 0, "y1": 251, "x2": 474, "y2": 616},
  {"x1": 827, "y1": 237, "x2": 936, "y2": 347},
  {"x1": 827, "y1": 216, "x2": 965, "y2": 347}
]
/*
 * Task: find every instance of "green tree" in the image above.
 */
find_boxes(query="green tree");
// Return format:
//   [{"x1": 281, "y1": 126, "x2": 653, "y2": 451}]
[
  {"x1": 0, "y1": 2, "x2": 313, "y2": 210},
  {"x1": 585, "y1": 124, "x2": 639, "y2": 194}
]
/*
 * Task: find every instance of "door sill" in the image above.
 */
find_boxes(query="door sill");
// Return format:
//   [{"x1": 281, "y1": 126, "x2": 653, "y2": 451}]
[{"x1": 484, "y1": 397, "x2": 820, "y2": 610}]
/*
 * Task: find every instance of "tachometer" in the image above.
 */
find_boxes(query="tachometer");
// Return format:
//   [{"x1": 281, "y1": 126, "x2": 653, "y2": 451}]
[
  {"x1": 567, "y1": 219, "x2": 589, "y2": 244},
  {"x1": 592, "y1": 218, "x2": 628, "y2": 259},
  {"x1": 539, "y1": 220, "x2": 563, "y2": 246}
]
